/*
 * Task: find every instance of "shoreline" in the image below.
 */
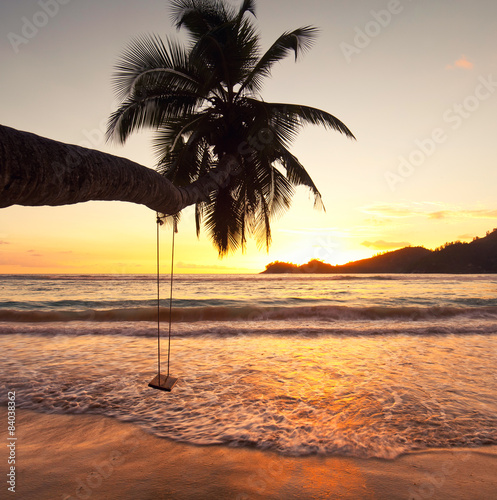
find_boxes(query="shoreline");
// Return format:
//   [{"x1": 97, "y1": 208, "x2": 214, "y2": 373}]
[{"x1": 1, "y1": 408, "x2": 496, "y2": 499}]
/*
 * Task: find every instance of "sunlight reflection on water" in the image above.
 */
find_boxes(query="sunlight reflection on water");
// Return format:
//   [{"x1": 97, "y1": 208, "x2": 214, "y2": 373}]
[{"x1": 1, "y1": 332, "x2": 496, "y2": 458}]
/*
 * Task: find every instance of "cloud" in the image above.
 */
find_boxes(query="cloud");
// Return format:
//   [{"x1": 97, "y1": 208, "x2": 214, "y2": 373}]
[
  {"x1": 428, "y1": 211, "x2": 448, "y2": 220},
  {"x1": 363, "y1": 217, "x2": 391, "y2": 227},
  {"x1": 360, "y1": 204, "x2": 417, "y2": 218},
  {"x1": 0, "y1": 240, "x2": 10, "y2": 245},
  {"x1": 361, "y1": 202, "x2": 445, "y2": 218},
  {"x1": 362, "y1": 203, "x2": 497, "y2": 221},
  {"x1": 428, "y1": 209, "x2": 497, "y2": 220},
  {"x1": 446, "y1": 55, "x2": 474, "y2": 70},
  {"x1": 278, "y1": 227, "x2": 353, "y2": 238},
  {"x1": 466, "y1": 209, "x2": 497, "y2": 219},
  {"x1": 361, "y1": 240, "x2": 410, "y2": 250},
  {"x1": 175, "y1": 261, "x2": 245, "y2": 271}
]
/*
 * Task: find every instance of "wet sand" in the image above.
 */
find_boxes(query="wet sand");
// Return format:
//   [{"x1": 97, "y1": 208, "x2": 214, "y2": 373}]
[{"x1": 1, "y1": 408, "x2": 496, "y2": 499}]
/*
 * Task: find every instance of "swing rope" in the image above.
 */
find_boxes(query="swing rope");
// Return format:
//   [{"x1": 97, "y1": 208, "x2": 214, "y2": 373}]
[
  {"x1": 156, "y1": 215, "x2": 161, "y2": 378},
  {"x1": 156, "y1": 213, "x2": 176, "y2": 381},
  {"x1": 167, "y1": 217, "x2": 176, "y2": 377}
]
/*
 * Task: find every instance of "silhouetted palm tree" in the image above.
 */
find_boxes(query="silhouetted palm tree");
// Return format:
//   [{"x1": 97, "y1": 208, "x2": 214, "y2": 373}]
[{"x1": 107, "y1": 0, "x2": 355, "y2": 255}]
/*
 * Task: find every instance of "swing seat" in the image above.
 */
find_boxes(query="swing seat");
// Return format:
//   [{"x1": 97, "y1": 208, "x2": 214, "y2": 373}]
[{"x1": 148, "y1": 374, "x2": 178, "y2": 392}]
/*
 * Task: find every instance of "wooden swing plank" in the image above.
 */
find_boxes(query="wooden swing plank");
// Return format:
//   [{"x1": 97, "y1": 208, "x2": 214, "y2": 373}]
[{"x1": 148, "y1": 374, "x2": 178, "y2": 392}]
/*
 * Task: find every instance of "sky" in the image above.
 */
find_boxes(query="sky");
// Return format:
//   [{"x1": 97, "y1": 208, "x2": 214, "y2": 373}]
[{"x1": 1, "y1": 0, "x2": 497, "y2": 274}]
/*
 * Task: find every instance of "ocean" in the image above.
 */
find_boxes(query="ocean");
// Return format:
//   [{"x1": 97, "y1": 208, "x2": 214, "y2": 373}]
[{"x1": 0, "y1": 273, "x2": 496, "y2": 459}]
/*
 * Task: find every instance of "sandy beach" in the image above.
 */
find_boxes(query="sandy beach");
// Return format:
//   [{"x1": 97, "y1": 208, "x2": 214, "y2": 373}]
[{"x1": 1, "y1": 408, "x2": 496, "y2": 500}]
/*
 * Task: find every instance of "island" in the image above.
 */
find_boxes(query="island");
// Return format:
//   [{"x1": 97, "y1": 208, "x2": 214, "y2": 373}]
[{"x1": 263, "y1": 228, "x2": 497, "y2": 274}]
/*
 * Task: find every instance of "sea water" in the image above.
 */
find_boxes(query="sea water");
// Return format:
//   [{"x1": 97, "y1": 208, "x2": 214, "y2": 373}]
[{"x1": 0, "y1": 274, "x2": 496, "y2": 458}]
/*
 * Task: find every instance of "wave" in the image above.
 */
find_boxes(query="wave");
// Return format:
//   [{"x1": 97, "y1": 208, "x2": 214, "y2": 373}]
[
  {"x1": 2, "y1": 322, "x2": 497, "y2": 339},
  {"x1": 2, "y1": 304, "x2": 497, "y2": 323},
  {"x1": 3, "y1": 273, "x2": 474, "y2": 282}
]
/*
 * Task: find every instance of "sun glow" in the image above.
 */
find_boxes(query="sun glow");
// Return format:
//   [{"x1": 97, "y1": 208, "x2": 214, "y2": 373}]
[{"x1": 267, "y1": 232, "x2": 374, "y2": 269}]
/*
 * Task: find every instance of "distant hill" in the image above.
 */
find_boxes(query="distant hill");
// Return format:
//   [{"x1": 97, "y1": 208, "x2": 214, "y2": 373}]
[{"x1": 262, "y1": 228, "x2": 497, "y2": 274}]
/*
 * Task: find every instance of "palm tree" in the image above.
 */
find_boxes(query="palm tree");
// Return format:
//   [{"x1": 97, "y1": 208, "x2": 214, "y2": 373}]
[{"x1": 107, "y1": 0, "x2": 355, "y2": 255}]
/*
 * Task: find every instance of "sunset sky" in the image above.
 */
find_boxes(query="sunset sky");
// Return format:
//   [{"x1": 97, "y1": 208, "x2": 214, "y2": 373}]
[{"x1": 1, "y1": 0, "x2": 497, "y2": 274}]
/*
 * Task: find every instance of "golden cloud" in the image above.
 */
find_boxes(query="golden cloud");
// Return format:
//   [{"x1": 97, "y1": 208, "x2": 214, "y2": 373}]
[
  {"x1": 361, "y1": 240, "x2": 410, "y2": 250},
  {"x1": 446, "y1": 55, "x2": 474, "y2": 70}
]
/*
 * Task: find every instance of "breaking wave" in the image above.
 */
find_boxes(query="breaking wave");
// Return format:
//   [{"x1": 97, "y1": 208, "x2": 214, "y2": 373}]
[{"x1": 1, "y1": 304, "x2": 497, "y2": 323}]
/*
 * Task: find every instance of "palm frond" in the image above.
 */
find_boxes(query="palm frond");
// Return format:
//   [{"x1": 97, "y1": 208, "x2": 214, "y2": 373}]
[
  {"x1": 238, "y1": 0, "x2": 256, "y2": 19},
  {"x1": 237, "y1": 26, "x2": 319, "y2": 95},
  {"x1": 231, "y1": 18, "x2": 261, "y2": 79},
  {"x1": 266, "y1": 102, "x2": 356, "y2": 139},
  {"x1": 195, "y1": 201, "x2": 205, "y2": 237},
  {"x1": 239, "y1": 98, "x2": 299, "y2": 150},
  {"x1": 244, "y1": 99, "x2": 355, "y2": 140},
  {"x1": 192, "y1": 31, "x2": 232, "y2": 89},
  {"x1": 107, "y1": 90, "x2": 202, "y2": 143},
  {"x1": 254, "y1": 192, "x2": 271, "y2": 250},
  {"x1": 277, "y1": 148, "x2": 324, "y2": 210},
  {"x1": 190, "y1": 17, "x2": 260, "y2": 90},
  {"x1": 112, "y1": 35, "x2": 201, "y2": 102},
  {"x1": 237, "y1": 154, "x2": 293, "y2": 251},
  {"x1": 193, "y1": 145, "x2": 213, "y2": 236},
  {"x1": 153, "y1": 111, "x2": 211, "y2": 165},
  {"x1": 204, "y1": 186, "x2": 243, "y2": 255},
  {"x1": 265, "y1": 166, "x2": 294, "y2": 219},
  {"x1": 170, "y1": 0, "x2": 234, "y2": 42},
  {"x1": 157, "y1": 131, "x2": 207, "y2": 185}
]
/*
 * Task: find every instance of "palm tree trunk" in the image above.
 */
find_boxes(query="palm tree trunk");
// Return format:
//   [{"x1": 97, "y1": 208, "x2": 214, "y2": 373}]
[{"x1": 0, "y1": 124, "x2": 236, "y2": 214}]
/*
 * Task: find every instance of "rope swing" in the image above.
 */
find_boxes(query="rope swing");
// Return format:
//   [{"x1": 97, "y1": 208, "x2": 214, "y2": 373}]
[{"x1": 148, "y1": 213, "x2": 178, "y2": 392}]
